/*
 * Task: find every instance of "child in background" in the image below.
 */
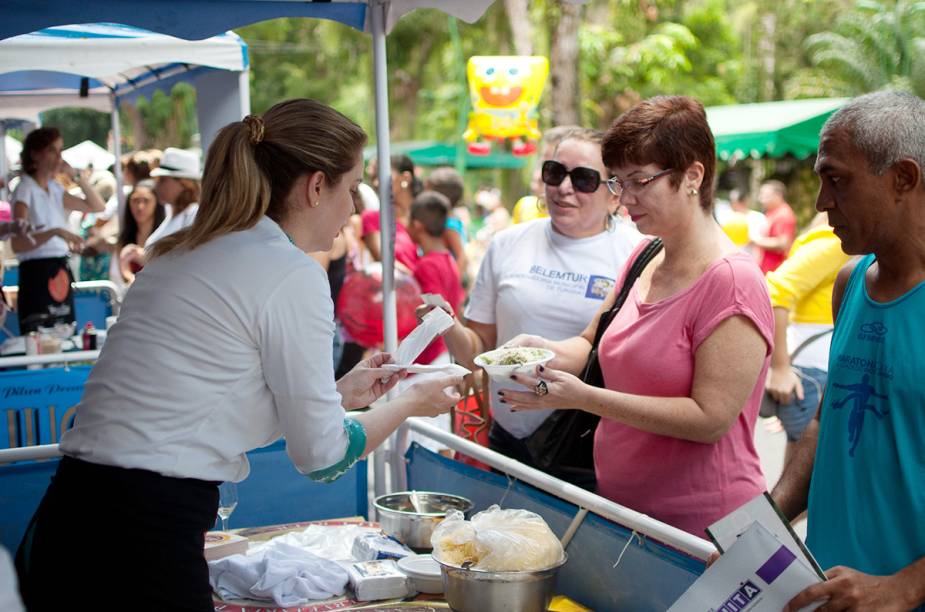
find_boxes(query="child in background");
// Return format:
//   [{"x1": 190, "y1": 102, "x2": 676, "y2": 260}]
[
  {"x1": 408, "y1": 191, "x2": 464, "y2": 366},
  {"x1": 404, "y1": 191, "x2": 465, "y2": 455},
  {"x1": 424, "y1": 167, "x2": 469, "y2": 287}
]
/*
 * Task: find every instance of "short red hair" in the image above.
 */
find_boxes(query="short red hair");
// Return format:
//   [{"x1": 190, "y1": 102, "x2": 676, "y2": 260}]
[{"x1": 602, "y1": 96, "x2": 715, "y2": 210}]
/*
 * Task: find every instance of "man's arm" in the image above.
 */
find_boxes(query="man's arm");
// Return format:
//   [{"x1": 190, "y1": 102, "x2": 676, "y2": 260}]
[
  {"x1": 752, "y1": 210, "x2": 797, "y2": 253},
  {"x1": 770, "y1": 416, "x2": 819, "y2": 520},
  {"x1": 785, "y1": 556, "x2": 925, "y2": 611},
  {"x1": 750, "y1": 233, "x2": 791, "y2": 251},
  {"x1": 766, "y1": 306, "x2": 804, "y2": 403}
]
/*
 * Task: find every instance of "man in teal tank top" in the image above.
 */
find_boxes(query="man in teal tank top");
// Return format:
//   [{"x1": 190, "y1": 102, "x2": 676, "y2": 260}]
[{"x1": 772, "y1": 91, "x2": 925, "y2": 611}]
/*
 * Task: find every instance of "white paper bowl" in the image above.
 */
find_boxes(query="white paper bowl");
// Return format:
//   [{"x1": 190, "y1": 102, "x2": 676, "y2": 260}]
[
  {"x1": 397, "y1": 554, "x2": 444, "y2": 594},
  {"x1": 474, "y1": 347, "x2": 555, "y2": 383}
]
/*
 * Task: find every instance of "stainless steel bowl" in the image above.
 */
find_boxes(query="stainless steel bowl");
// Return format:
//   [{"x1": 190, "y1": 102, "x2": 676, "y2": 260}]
[
  {"x1": 436, "y1": 555, "x2": 568, "y2": 612},
  {"x1": 373, "y1": 491, "x2": 473, "y2": 551}
]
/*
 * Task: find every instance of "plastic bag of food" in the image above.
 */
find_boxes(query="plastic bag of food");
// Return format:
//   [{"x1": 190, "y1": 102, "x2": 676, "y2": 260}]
[{"x1": 431, "y1": 505, "x2": 564, "y2": 571}]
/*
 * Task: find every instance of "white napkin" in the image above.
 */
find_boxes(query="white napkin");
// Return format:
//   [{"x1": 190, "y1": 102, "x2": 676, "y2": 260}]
[
  {"x1": 209, "y1": 542, "x2": 349, "y2": 606},
  {"x1": 379, "y1": 307, "x2": 457, "y2": 383},
  {"x1": 246, "y1": 524, "x2": 379, "y2": 563},
  {"x1": 393, "y1": 307, "x2": 455, "y2": 365}
]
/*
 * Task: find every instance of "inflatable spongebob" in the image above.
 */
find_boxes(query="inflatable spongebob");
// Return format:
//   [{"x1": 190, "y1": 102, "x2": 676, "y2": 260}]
[{"x1": 463, "y1": 56, "x2": 549, "y2": 156}]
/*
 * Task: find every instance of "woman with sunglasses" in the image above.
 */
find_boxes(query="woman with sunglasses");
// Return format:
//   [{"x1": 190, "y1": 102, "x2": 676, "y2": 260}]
[
  {"x1": 427, "y1": 128, "x2": 641, "y2": 487},
  {"x1": 501, "y1": 96, "x2": 774, "y2": 536}
]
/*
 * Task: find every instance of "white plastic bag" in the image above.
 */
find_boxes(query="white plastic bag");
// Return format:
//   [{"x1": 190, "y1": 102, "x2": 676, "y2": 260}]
[{"x1": 431, "y1": 505, "x2": 564, "y2": 571}]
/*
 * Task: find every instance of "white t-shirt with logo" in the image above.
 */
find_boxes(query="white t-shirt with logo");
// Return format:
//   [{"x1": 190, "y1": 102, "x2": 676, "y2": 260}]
[
  {"x1": 465, "y1": 218, "x2": 642, "y2": 438},
  {"x1": 11, "y1": 174, "x2": 70, "y2": 261},
  {"x1": 144, "y1": 203, "x2": 199, "y2": 248}
]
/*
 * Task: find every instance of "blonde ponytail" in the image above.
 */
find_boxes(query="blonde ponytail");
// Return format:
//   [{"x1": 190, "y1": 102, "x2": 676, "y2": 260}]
[{"x1": 151, "y1": 99, "x2": 366, "y2": 258}]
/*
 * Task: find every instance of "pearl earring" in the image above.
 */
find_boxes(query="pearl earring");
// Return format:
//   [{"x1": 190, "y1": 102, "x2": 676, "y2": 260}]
[
  {"x1": 312, "y1": 200, "x2": 320, "y2": 208},
  {"x1": 400, "y1": 181, "x2": 409, "y2": 189}
]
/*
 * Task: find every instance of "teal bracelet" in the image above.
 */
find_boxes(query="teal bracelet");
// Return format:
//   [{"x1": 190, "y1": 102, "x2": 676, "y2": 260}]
[{"x1": 307, "y1": 418, "x2": 367, "y2": 483}]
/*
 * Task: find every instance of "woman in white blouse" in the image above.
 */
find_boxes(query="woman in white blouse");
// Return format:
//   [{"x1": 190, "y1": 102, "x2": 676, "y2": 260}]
[
  {"x1": 11, "y1": 127, "x2": 105, "y2": 332},
  {"x1": 15, "y1": 100, "x2": 463, "y2": 611}
]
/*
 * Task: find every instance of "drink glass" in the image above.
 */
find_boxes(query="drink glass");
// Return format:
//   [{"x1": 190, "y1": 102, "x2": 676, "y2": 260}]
[{"x1": 217, "y1": 482, "x2": 238, "y2": 532}]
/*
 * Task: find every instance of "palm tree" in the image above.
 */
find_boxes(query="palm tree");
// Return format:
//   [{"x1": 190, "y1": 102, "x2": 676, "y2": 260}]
[{"x1": 804, "y1": 0, "x2": 925, "y2": 97}]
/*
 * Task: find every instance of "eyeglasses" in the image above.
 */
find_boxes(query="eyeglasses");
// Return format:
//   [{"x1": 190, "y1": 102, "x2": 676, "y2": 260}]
[
  {"x1": 541, "y1": 160, "x2": 603, "y2": 194},
  {"x1": 606, "y1": 168, "x2": 674, "y2": 197}
]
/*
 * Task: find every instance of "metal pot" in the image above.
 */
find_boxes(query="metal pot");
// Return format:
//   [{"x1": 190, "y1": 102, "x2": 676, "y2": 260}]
[
  {"x1": 436, "y1": 555, "x2": 568, "y2": 612},
  {"x1": 373, "y1": 491, "x2": 473, "y2": 551}
]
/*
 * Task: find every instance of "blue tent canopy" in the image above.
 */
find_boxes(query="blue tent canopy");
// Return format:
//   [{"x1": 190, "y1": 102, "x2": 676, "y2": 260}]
[
  {"x1": 0, "y1": 23, "x2": 249, "y2": 113},
  {"x1": 1, "y1": 1, "x2": 365, "y2": 41},
  {"x1": 0, "y1": 23, "x2": 252, "y2": 202},
  {"x1": 0, "y1": 1, "x2": 498, "y2": 42}
]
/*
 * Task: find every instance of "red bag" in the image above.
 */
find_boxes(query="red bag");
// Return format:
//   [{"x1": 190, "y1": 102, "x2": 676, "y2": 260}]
[
  {"x1": 336, "y1": 266, "x2": 421, "y2": 348},
  {"x1": 452, "y1": 371, "x2": 492, "y2": 471}
]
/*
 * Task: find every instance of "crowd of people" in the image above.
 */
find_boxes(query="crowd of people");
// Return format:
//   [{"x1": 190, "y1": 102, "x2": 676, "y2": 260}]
[
  {"x1": 409, "y1": 92, "x2": 924, "y2": 610},
  {"x1": 2, "y1": 88, "x2": 923, "y2": 611},
  {"x1": 2, "y1": 135, "x2": 205, "y2": 332}
]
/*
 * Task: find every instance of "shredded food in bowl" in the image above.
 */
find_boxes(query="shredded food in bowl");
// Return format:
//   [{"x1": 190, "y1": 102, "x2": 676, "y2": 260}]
[{"x1": 479, "y1": 347, "x2": 550, "y2": 366}]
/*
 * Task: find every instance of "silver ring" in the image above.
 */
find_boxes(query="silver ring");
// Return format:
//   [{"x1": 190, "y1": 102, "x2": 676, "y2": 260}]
[{"x1": 534, "y1": 380, "x2": 549, "y2": 396}]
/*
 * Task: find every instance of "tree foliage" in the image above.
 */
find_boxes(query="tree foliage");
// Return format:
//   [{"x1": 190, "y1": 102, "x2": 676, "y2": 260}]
[
  {"x1": 40, "y1": 108, "x2": 111, "y2": 149},
  {"x1": 130, "y1": 83, "x2": 198, "y2": 149},
  {"x1": 731, "y1": 0, "x2": 853, "y2": 101},
  {"x1": 38, "y1": 84, "x2": 198, "y2": 152},
  {"x1": 38, "y1": 0, "x2": 925, "y2": 209},
  {"x1": 801, "y1": 0, "x2": 925, "y2": 97}
]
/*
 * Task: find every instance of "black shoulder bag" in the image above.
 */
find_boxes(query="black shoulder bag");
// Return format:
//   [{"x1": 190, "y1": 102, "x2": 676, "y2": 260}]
[{"x1": 524, "y1": 238, "x2": 664, "y2": 490}]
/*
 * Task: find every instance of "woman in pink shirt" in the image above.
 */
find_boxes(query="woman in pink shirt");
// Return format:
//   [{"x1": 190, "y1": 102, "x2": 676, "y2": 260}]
[
  {"x1": 502, "y1": 96, "x2": 774, "y2": 537},
  {"x1": 361, "y1": 154, "x2": 420, "y2": 272}
]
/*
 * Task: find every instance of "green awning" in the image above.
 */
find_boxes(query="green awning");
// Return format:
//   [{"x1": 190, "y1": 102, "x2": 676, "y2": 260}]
[
  {"x1": 706, "y1": 98, "x2": 848, "y2": 161},
  {"x1": 364, "y1": 140, "x2": 528, "y2": 169}
]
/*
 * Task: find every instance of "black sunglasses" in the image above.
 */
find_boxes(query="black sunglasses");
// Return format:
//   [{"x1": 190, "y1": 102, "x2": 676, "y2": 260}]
[{"x1": 541, "y1": 160, "x2": 603, "y2": 194}]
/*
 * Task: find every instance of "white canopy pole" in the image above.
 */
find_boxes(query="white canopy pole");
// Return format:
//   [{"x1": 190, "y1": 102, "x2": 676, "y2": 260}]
[
  {"x1": 110, "y1": 93, "x2": 125, "y2": 222},
  {"x1": 372, "y1": 5, "x2": 397, "y2": 361},
  {"x1": 371, "y1": 0, "x2": 401, "y2": 498}
]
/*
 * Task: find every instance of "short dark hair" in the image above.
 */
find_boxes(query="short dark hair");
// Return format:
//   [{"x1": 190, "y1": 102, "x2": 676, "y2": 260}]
[
  {"x1": 602, "y1": 96, "x2": 716, "y2": 210},
  {"x1": 425, "y1": 167, "x2": 465, "y2": 206},
  {"x1": 125, "y1": 154, "x2": 154, "y2": 182},
  {"x1": 21, "y1": 127, "x2": 61, "y2": 176},
  {"x1": 410, "y1": 190, "x2": 450, "y2": 237}
]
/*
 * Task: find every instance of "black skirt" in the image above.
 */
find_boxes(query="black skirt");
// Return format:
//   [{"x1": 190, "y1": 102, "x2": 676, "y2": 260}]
[
  {"x1": 17, "y1": 257, "x2": 76, "y2": 333},
  {"x1": 15, "y1": 456, "x2": 219, "y2": 612}
]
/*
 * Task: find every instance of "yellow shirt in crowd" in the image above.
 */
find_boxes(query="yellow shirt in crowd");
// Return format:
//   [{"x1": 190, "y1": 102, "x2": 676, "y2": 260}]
[
  {"x1": 765, "y1": 225, "x2": 852, "y2": 325},
  {"x1": 722, "y1": 212, "x2": 750, "y2": 246},
  {"x1": 511, "y1": 196, "x2": 549, "y2": 224}
]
